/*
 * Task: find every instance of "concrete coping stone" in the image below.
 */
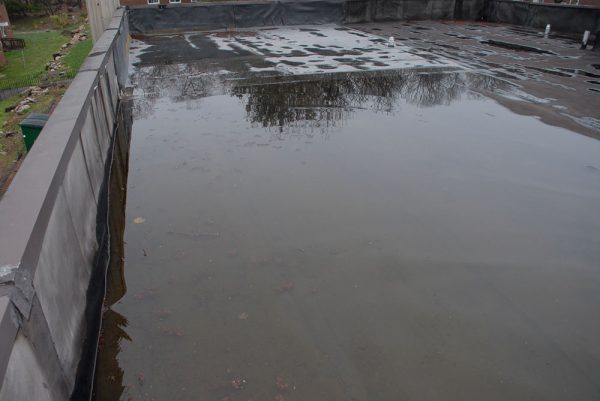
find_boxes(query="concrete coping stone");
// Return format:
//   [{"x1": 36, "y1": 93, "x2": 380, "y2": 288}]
[
  {"x1": 107, "y1": 10, "x2": 125, "y2": 31},
  {"x1": 0, "y1": 9, "x2": 126, "y2": 398},
  {"x1": 0, "y1": 15, "x2": 125, "y2": 274},
  {"x1": 0, "y1": 296, "x2": 18, "y2": 392},
  {"x1": 0, "y1": 71, "x2": 98, "y2": 275}
]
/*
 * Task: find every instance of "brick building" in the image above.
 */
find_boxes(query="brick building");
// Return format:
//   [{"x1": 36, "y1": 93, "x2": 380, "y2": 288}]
[
  {"x1": 119, "y1": 0, "x2": 600, "y2": 5},
  {"x1": 0, "y1": 1, "x2": 11, "y2": 37},
  {"x1": 528, "y1": 0, "x2": 600, "y2": 5},
  {"x1": 121, "y1": 0, "x2": 201, "y2": 6},
  {"x1": 0, "y1": 1, "x2": 11, "y2": 66}
]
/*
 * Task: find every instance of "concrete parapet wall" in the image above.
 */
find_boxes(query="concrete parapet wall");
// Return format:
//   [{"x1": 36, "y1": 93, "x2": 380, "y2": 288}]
[
  {"x1": 126, "y1": 0, "x2": 600, "y2": 35},
  {"x1": 127, "y1": 0, "x2": 486, "y2": 33},
  {"x1": 0, "y1": 8, "x2": 129, "y2": 401},
  {"x1": 484, "y1": 0, "x2": 600, "y2": 34}
]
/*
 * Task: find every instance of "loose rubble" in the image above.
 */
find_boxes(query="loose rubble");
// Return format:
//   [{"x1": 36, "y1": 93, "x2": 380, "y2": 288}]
[
  {"x1": 4, "y1": 86, "x2": 50, "y2": 115},
  {"x1": 46, "y1": 23, "x2": 88, "y2": 74},
  {"x1": 3, "y1": 23, "x2": 87, "y2": 120}
]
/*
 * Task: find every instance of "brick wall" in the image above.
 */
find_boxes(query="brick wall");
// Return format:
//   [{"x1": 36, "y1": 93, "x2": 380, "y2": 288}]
[
  {"x1": 121, "y1": 0, "x2": 204, "y2": 6},
  {"x1": 121, "y1": 0, "x2": 600, "y2": 6},
  {"x1": 0, "y1": 2, "x2": 13, "y2": 38},
  {"x1": 0, "y1": 1, "x2": 5, "y2": 66},
  {"x1": 0, "y1": 2, "x2": 7, "y2": 22},
  {"x1": 121, "y1": 0, "x2": 200, "y2": 6}
]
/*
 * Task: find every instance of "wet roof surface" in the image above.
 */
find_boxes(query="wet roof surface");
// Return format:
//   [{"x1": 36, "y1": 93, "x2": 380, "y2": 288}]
[
  {"x1": 353, "y1": 21, "x2": 600, "y2": 136},
  {"x1": 95, "y1": 21, "x2": 600, "y2": 401},
  {"x1": 132, "y1": 22, "x2": 600, "y2": 137},
  {"x1": 132, "y1": 25, "x2": 460, "y2": 74}
]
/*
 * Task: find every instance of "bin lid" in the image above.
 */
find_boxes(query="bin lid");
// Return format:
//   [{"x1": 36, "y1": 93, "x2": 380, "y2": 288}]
[{"x1": 20, "y1": 113, "x2": 50, "y2": 128}]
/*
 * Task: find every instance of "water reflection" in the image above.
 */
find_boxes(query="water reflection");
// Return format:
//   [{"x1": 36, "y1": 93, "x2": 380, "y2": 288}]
[
  {"x1": 92, "y1": 97, "x2": 132, "y2": 401},
  {"x1": 232, "y1": 71, "x2": 506, "y2": 133},
  {"x1": 131, "y1": 63, "x2": 236, "y2": 119},
  {"x1": 92, "y1": 310, "x2": 130, "y2": 401},
  {"x1": 132, "y1": 63, "x2": 511, "y2": 134}
]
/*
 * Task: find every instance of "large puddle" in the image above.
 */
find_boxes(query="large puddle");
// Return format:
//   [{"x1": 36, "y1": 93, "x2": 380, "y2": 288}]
[{"x1": 94, "y1": 26, "x2": 600, "y2": 401}]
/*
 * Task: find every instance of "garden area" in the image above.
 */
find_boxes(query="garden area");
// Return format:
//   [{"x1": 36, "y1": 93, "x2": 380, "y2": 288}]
[{"x1": 0, "y1": 3, "x2": 92, "y2": 195}]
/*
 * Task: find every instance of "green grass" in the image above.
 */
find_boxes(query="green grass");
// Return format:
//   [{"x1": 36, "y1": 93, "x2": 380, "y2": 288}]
[
  {"x1": 62, "y1": 35, "x2": 93, "y2": 72},
  {"x1": 0, "y1": 92, "x2": 56, "y2": 134},
  {"x1": 0, "y1": 88, "x2": 63, "y2": 157},
  {"x1": 0, "y1": 95, "x2": 24, "y2": 160},
  {"x1": 1, "y1": 16, "x2": 87, "y2": 179},
  {"x1": 10, "y1": 15, "x2": 54, "y2": 31},
  {"x1": 0, "y1": 96, "x2": 20, "y2": 128},
  {"x1": 0, "y1": 31, "x2": 69, "y2": 83},
  {"x1": 10, "y1": 13, "x2": 87, "y2": 32}
]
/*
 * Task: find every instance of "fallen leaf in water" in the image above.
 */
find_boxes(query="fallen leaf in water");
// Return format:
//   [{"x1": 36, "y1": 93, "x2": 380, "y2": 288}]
[
  {"x1": 277, "y1": 281, "x2": 295, "y2": 293},
  {"x1": 238, "y1": 312, "x2": 248, "y2": 320},
  {"x1": 133, "y1": 217, "x2": 146, "y2": 224},
  {"x1": 231, "y1": 377, "x2": 246, "y2": 390},
  {"x1": 159, "y1": 325, "x2": 183, "y2": 337},
  {"x1": 157, "y1": 308, "x2": 172, "y2": 319},
  {"x1": 275, "y1": 376, "x2": 290, "y2": 391},
  {"x1": 274, "y1": 394, "x2": 285, "y2": 401},
  {"x1": 137, "y1": 372, "x2": 144, "y2": 385}
]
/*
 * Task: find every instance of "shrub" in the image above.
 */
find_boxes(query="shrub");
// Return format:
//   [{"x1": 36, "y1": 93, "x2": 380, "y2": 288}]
[
  {"x1": 5, "y1": 0, "x2": 29, "y2": 18},
  {"x1": 49, "y1": 14, "x2": 70, "y2": 30}
]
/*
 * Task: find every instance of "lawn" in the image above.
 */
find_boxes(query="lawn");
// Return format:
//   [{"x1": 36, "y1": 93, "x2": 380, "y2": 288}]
[
  {"x1": 0, "y1": 87, "x2": 65, "y2": 180},
  {"x1": 0, "y1": 97, "x2": 18, "y2": 133},
  {"x1": 0, "y1": 31, "x2": 70, "y2": 86},
  {"x1": 62, "y1": 34, "x2": 93, "y2": 71},
  {"x1": 0, "y1": 29, "x2": 77, "y2": 184},
  {"x1": 10, "y1": 11, "x2": 87, "y2": 32},
  {"x1": 0, "y1": 15, "x2": 92, "y2": 186},
  {"x1": 0, "y1": 88, "x2": 63, "y2": 140}
]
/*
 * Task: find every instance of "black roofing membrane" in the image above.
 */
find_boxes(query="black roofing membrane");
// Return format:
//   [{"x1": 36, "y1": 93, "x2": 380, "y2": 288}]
[{"x1": 94, "y1": 12, "x2": 600, "y2": 401}]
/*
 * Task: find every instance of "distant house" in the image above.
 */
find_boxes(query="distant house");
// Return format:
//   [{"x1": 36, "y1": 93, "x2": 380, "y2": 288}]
[
  {"x1": 120, "y1": 0, "x2": 600, "y2": 6},
  {"x1": 530, "y1": 0, "x2": 600, "y2": 5},
  {"x1": 0, "y1": 1, "x2": 11, "y2": 65},
  {"x1": 0, "y1": 1, "x2": 11, "y2": 38},
  {"x1": 120, "y1": 0, "x2": 200, "y2": 6}
]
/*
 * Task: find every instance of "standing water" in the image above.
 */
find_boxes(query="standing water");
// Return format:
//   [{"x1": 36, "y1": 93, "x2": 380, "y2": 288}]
[{"x1": 93, "y1": 28, "x2": 600, "y2": 401}]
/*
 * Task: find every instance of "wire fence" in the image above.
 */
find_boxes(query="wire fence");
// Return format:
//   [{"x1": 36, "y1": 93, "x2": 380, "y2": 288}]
[
  {"x1": 0, "y1": 38, "x2": 26, "y2": 51},
  {"x1": 0, "y1": 68, "x2": 77, "y2": 91}
]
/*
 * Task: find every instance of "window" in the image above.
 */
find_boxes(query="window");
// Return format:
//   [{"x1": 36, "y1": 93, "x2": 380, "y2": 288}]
[
  {"x1": 148, "y1": 0, "x2": 159, "y2": 4},
  {"x1": 169, "y1": 0, "x2": 181, "y2": 3},
  {"x1": 0, "y1": 22, "x2": 9, "y2": 39}
]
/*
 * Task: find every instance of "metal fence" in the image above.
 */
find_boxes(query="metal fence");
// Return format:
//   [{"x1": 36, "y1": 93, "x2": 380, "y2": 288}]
[
  {"x1": 1, "y1": 38, "x2": 26, "y2": 51},
  {"x1": 0, "y1": 68, "x2": 77, "y2": 91}
]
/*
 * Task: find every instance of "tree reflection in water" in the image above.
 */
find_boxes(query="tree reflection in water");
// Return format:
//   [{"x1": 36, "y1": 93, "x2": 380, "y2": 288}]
[
  {"x1": 132, "y1": 64, "x2": 511, "y2": 136},
  {"x1": 95, "y1": 65, "x2": 513, "y2": 401},
  {"x1": 234, "y1": 70, "x2": 459, "y2": 134}
]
